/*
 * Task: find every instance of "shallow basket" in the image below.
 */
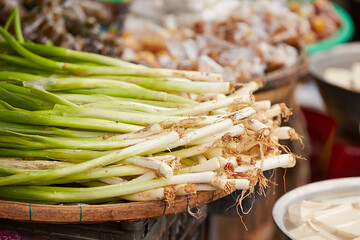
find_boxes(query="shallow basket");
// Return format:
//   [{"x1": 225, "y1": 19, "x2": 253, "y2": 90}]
[
  {"x1": 0, "y1": 190, "x2": 227, "y2": 223},
  {"x1": 0, "y1": 49, "x2": 308, "y2": 226}
]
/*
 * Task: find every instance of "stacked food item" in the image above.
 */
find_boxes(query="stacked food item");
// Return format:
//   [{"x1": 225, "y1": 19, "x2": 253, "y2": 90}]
[
  {"x1": 324, "y1": 63, "x2": 360, "y2": 92},
  {"x1": 286, "y1": 197, "x2": 360, "y2": 239},
  {"x1": 122, "y1": 0, "x2": 341, "y2": 82},
  {"x1": 0, "y1": 10, "x2": 301, "y2": 204},
  {"x1": 122, "y1": 0, "x2": 305, "y2": 82},
  {"x1": 289, "y1": 0, "x2": 342, "y2": 44}
]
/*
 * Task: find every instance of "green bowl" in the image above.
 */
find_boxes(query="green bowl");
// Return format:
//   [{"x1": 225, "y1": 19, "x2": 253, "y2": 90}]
[{"x1": 306, "y1": 3, "x2": 354, "y2": 55}]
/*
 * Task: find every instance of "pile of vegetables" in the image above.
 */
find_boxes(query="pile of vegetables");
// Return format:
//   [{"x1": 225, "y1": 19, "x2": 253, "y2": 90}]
[
  {"x1": 0, "y1": 9, "x2": 301, "y2": 205},
  {"x1": 0, "y1": 0, "x2": 127, "y2": 55},
  {"x1": 123, "y1": 0, "x2": 305, "y2": 81}
]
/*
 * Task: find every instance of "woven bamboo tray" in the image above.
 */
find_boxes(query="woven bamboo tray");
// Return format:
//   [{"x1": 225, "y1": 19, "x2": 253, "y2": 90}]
[
  {"x1": 254, "y1": 47, "x2": 309, "y2": 103},
  {"x1": 0, "y1": 190, "x2": 228, "y2": 223},
  {"x1": 0, "y1": 49, "x2": 308, "y2": 226}
]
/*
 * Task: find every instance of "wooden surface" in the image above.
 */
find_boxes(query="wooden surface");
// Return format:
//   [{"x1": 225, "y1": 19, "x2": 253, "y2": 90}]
[{"x1": 0, "y1": 190, "x2": 227, "y2": 223}]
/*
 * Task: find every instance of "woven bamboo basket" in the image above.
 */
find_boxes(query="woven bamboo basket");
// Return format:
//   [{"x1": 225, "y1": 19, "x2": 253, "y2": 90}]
[
  {"x1": 0, "y1": 48, "x2": 308, "y2": 225},
  {"x1": 0, "y1": 190, "x2": 228, "y2": 223}
]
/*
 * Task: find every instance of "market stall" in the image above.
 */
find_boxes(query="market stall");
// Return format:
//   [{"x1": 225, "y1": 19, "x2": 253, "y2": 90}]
[{"x1": 0, "y1": 0, "x2": 357, "y2": 239}]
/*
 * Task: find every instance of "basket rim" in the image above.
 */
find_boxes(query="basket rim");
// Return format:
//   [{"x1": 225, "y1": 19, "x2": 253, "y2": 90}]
[
  {"x1": 254, "y1": 46, "x2": 309, "y2": 94},
  {"x1": 265, "y1": 47, "x2": 308, "y2": 80},
  {"x1": 0, "y1": 190, "x2": 228, "y2": 223},
  {"x1": 245, "y1": 46, "x2": 309, "y2": 103}
]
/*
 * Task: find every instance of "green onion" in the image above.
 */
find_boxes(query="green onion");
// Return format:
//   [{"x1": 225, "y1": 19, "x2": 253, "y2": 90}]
[
  {"x1": 0, "y1": 9, "x2": 299, "y2": 205},
  {"x1": 24, "y1": 78, "x2": 197, "y2": 104},
  {"x1": 0, "y1": 87, "x2": 43, "y2": 110},
  {"x1": 0, "y1": 71, "x2": 41, "y2": 81},
  {"x1": 0, "y1": 131, "x2": 179, "y2": 186},
  {"x1": 0, "y1": 148, "x2": 108, "y2": 161},
  {"x1": 56, "y1": 93, "x2": 192, "y2": 107},
  {"x1": 0, "y1": 121, "x2": 110, "y2": 137},
  {"x1": 0, "y1": 109, "x2": 143, "y2": 132},
  {"x1": 0, "y1": 130, "x2": 149, "y2": 150},
  {"x1": 96, "y1": 75, "x2": 232, "y2": 94}
]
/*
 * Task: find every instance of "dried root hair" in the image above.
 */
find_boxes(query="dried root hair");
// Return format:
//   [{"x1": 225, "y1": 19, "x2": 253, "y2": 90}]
[
  {"x1": 229, "y1": 82, "x2": 245, "y2": 93},
  {"x1": 256, "y1": 171, "x2": 270, "y2": 196},
  {"x1": 279, "y1": 103, "x2": 292, "y2": 122},
  {"x1": 187, "y1": 203, "x2": 203, "y2": 219},
  {"x1": 221, "y1": 132, "x2": 235, "y2": 144},
  {"x1": 223, "y1": 162, "x2": 235, "y2": 175},
  {"x1": 255, "y1": 127, "x2": 271, "y2": 141},
  {"x1": 267, "y1": 169, "x2": 279, "y2": 188},
  {"x1": 162, "y1": 156, "x2": 181, "y2": 170},
  {"x1": 164, "y1": 187, "x2": 176, "y2": 206},
  {"x1": 272, "y1": 117, "x2": 282, "y2": 128},
  {"x1": 228, "y1": 102, "x2": 253, "y2": 113},
  {"x1": 174, "y1": 183, "x2": 197, "y2": 195},
  {"x1": 288, "y1": 128, "x2": 305, "y2": 149},
  {"x1": 170, "y1": 120, "x2": 194, "y2": 134},
  {"x1": 224, "y1": 181, "x2": 236, "y2": 195},
  {"x1": 255, "y1": 77, "x2": 266, "y2": 90}
]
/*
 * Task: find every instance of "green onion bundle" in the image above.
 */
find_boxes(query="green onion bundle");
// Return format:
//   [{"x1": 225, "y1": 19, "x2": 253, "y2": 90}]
[{"x1": 0, "y1": 9, "x2": 301, "y2": 204}]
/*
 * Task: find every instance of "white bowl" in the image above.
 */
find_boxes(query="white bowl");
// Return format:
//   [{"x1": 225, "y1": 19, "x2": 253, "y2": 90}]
[{"x1": 272, "y1": 177, "x2": 360, "y2": 239}]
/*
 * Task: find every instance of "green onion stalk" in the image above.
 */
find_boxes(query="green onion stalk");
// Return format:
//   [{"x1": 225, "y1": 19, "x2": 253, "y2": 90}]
[{"x1": 0, "y1": 8, "x2": 299, "y2": 205}]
